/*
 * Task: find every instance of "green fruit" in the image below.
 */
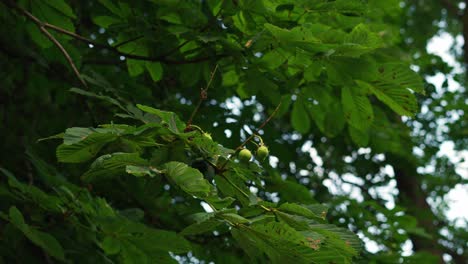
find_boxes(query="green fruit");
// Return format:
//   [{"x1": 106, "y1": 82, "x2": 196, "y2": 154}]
[
  {"x1": 238, "y1": 148, "x2": 252, "y2": 162},
  {"x1": 256, "y1": 145, "x2": 269, "y2": 161},
  {"x1": 203, "y1": 133, "x2": 212, "y2": 141}
]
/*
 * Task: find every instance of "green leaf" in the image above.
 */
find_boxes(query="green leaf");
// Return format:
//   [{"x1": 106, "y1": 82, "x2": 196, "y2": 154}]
[
  {"x1": 145, "y1": 62, "x2": 163, "y2": 82},
  {"x1": 304, "y1": 63, "x2": 323, "y2": 82},
  {"x1": 309, "y1": 224, "x2": 362, "y2": 254},
  {"x1": 100, "y1": 236, "x2": 121, "y2": 255},
  {"x1": 180, "y1": 213, "x2": 223, "y2": 236},
  {"x1": 219, "y1": 213, "x2": 250, "y2": 224},
  {"x1": 374, "y1": 63, "x2": 424, "y2": 93},
  {"x1": 259, "y1": 49, "x2": 288, "y2": 70},
  {"x1": 222, "y1": 70, "x2": 239, "y2": 87},
  {"x1": 9, "y1": 207, "x2": 26, "y2": 229},
  {"x1": 31, "y1": 1, "x2": 75, "y2": 32},
  {"x1": 278, "y1": 203, "x2": 320, "y2": 220},
  {"x1": 98, "y1": 0, "x2": 125, "y2": 17},
  {"x1": 136, "y1": 104, "x2": 185, "y2": 133},
  {"x1": 214, "y1": 173, "x2": 250, "y2": 206},
  {"x1": 407, "y1": 227, "x2": 432, "y2": 239},
  {"x1": 26, "y1": 149, "x2": 68, "y2": 187},
  {"x1": 341, "y1": 86, "x2": 373, "y2": 131},
  {"x1": 57, "y1": 133, "x2": 118, "y2": 163},
  {"x1": 264, "y1": 23, "x2": 319, "y2": 44},
  {"x1": 348, "y1": 125, "x2": 369, "y2": 146},
  {"x1": 291, "y1": 98, "x2": 311, "y2": 134},
  {"x1": 127, "y1": 224, "x2": 191, "y2": 254},
  {"x1": 82, "y1": 153, "x2": 148, "y2": 182},
  {"x1": 127, "y1": 59, "x2": 145, "y2": 77},
  {"x1": 26, "y1": 23, "x2": 53, "y2": 49},
  {"x1": 275, "y1": 211, "x2": 311, "y2": 230},
  {"x1": 125, "y1": 165, "x2": 161, "y2": 177},
  {"x1": 120, "y1": 241, "x2": 148, "y2": 264},
  {"x1": 241, "y1": 222, "x2": 318, "y2": 263},
  {"x1": 96, "y1": 216, "x2": 191, "y2": 254},
  {"x1": 2, "y1": 171, "x2": 63, "y2": 212},
  {"x1": 92, "y1": 16, "x2": 121, "y2": 28},
  {"x1": 266, "y1": 178, "x2": 315, "y2": 203},
  {"x1": 163, "y1": 162, "x2": 212, "y2": 198},
  {"x1": 45, "y1": 0, "x2": 76, "y2": 18},
  {"x1": 343, "y1": 24, "x2": 383, "y2": 55},
  {"x1": 204, "y1": 195, "x2": 236, "y2": 210},
  {"x1": 314, "y1": 0, "x2": 366, "y2": 16},
  {"x1": 63, "y1": 126, "x2": 126, "y2": 145},
  {"x1": 358, "y1": 79, "x2": 418, "y2": 116},
  {"x1": 8, "y1": 207, "x2": 65, "y2": 261},
  {"x1": 231, "y1": 228, "x2": 263, "y2": 260},
  {"x1": 45, "y1": 0, "x2": 77, "y2": 18},
  {"x1": 70, "y1": 87, "x2": 128, "y2": 112},
  {"x1": 305, "y1": 205, "x2": 329, "y2": 220}
]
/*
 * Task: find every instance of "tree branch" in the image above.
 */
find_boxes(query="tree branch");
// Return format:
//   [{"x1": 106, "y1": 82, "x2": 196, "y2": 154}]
[
  {"x1": 15, "y1": 8, "x2": 226, "y2": 64},
  {"x1": 6, "y1": 2, "x2": 228, "y2": 65},
  {"x1": 43, "y1": 22, "x2": 227, "y2": 64},
  {"x1": 13, "y1": 4, "x2": 88, "y2": 89},
  {"x1": 38, "y1": 25, "x2": 89, "y2": 89}
]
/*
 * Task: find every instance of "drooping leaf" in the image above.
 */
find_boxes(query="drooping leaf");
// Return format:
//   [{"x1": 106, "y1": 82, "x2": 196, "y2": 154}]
[
  {"x1": 45, "y1": 0, "x2": 77, "y2": 19},
  {"x1": 278, "y1": 203, "x2": 320, "y2": 220},
  {"x1": 291, "y1": 98, "x2": 311, "y2": 134},
  {"x1": 100, "y1": 236, "x2": 121, "y2": 255},
  {"x1": 163, "y1": 162, "x2": 212, "y2": 198},
  {"x1": 120, "y1": 241, "x2": 148, "y2": 264},
  {"x1": 92, "y1": 16, "x2": 121, "y2": 28},
  {"x1": 180, "y1": 213, "x2": 223, "y2": 236},
  {"x1": 82, "y1": 152, "x2": 148, "y2": 182},
  {"x1": 145, "y1": 62, "x2": 163, "y2": 82},
  {"x1": 136, "y1": 104, "x2": 185, "y2": 133},
  {"x1": 8, "y1": 207, "x2": 66, "y2": 261},
  {"x1": 341, "y1": 85, "x2": 374, "y2": 131},
  {"x1": 358, "y1": 78, "x2": 419, "y2": 116},
  {"x1": 127, "y1": 59, "x2": 145, "y2": 77}
]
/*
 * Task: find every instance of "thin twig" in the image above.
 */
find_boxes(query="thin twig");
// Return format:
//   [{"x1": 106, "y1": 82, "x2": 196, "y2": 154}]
[
  {"x1": 38, "y1": 26, "x2": 88, "y2": 89},
  {"x1": 219, "y1": 102, "x2": 282, "y2": 170},
  {"x1": 12, "y1": 5, "x2": 88, "y2": 89},
  {"x1": 186, "y1": 64, "x2": 219, "y2": 129}
]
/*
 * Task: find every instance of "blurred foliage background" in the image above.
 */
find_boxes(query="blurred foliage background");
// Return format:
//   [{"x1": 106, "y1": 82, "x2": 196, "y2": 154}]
[{"x1": 0, "y1": 0, "x2": 466, "y2": 263}]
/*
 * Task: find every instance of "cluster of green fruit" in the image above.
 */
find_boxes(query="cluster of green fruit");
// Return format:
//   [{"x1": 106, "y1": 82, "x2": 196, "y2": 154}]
[
  {"x1": 238, "y1": 145, "x2": 269, "y2": 162},
  {"x1": 200, "y1": 128, "x2": 269, "y2": 163}
]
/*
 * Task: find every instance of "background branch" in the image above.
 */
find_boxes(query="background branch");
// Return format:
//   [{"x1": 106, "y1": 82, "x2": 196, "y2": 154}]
[
  {"x1": 13, "y1": 5, "x2": 88, "y2": 89},
  {"x1": 6, "y1": 3, "x2": 226, "y2": 65}
]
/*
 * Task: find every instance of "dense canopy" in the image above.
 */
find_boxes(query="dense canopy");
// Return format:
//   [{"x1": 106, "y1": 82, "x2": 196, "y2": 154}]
[{"x1": 0, "y1": 0, "x2": 466, "y2": 263}]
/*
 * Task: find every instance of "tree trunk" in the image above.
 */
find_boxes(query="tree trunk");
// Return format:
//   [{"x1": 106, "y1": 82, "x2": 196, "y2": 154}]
[{"x1": 389, "y1": 155, "x2": 444, "y2": 263}]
